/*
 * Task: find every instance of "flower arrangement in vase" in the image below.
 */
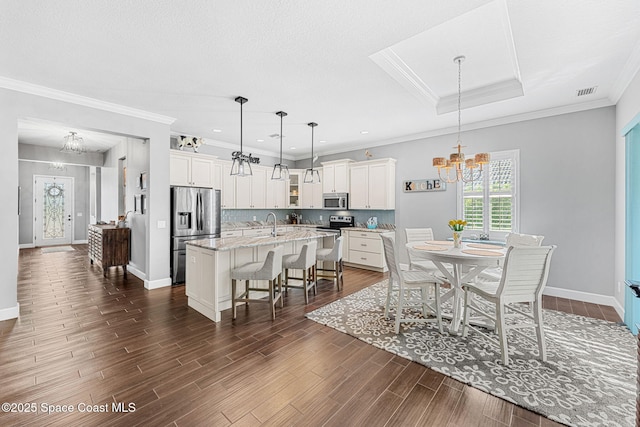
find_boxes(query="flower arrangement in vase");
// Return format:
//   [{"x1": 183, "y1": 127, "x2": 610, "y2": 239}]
[{"x1": 448, "y1": 219, "x2": 467, "y2": 248}]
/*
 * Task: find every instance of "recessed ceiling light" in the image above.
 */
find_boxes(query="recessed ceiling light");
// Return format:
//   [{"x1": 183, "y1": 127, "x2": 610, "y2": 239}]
[
  {"x1": 360, "y1": 130, "x2": 369, "y2": 135},
  {"x1": 213, "y1": 129, "x2": 222, "y2": 133},
  {"x1": 319, "y1": 140, "x2": 326, "y2": 143},
  {"x1": 257, "y1": 139, "x2": 264, "y2": 142},
  {"x1": 290, "y1": 147, "x2": 296, "y2": 150}
]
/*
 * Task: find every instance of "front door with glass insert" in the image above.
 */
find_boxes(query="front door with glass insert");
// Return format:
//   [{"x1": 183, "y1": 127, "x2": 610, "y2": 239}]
[{"x1": 34, "y1": 175, "x2": 74, "y2": 246}]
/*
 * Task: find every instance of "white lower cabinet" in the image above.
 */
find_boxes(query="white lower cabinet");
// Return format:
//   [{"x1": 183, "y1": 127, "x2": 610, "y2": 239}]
[{"x1": 343, "y1": 230, "x2": 388, "y2": 272}]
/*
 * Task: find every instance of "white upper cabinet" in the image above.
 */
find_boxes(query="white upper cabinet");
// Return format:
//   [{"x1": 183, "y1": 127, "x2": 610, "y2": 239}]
[
  {"x1": 300, "y1": 169, "x2": 323, "y2": 209},
  {"x1": 235, "y1": 166, "x2": 267, "y2": 209},
  {"x1": 322, "y1": 160, "x2": 353, "y2": 194},
  {"x1": 170, "y1": 151, "x2": 217, "y2": 188},
  {"x1": 265, "y1": 175, "x2": 288, "y2": 209},
  {"x1": 349, "y1": 158, "x2": 396, "y2": 209},
  {"x1": 219, "y1": 161, "x2": 236, "y2": 208}
]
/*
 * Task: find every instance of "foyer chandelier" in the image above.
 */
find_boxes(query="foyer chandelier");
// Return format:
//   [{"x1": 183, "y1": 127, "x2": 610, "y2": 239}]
[
  {"x1": 432, "y1": 56, "x2": 489, "y2": 183},
  {"x1": 60, "y1": 131, "x2": 86, "y2": 155}
]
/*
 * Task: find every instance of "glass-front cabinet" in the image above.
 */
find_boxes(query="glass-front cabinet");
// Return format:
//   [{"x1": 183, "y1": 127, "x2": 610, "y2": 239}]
[{"x1": 289, "y1": 171, "x2": 300, "y2": 208}]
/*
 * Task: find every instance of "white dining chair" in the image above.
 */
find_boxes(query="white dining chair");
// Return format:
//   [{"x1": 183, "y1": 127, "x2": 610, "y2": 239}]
[
  {"x1": 462, "y1": 245, "x2": 556, "y2": 365},
  {"x1": 381, "y1": 232, "x2": 444, "y2": 334},
  {"x1": 404, "y1": 228, "x2": 439, "y2": 273},
  {"x1": 476, "y1": 233, "x2": 545, "y2": 282}
]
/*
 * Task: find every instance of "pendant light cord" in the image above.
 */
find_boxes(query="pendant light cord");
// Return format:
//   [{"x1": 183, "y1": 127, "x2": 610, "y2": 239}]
[
  {"x1": 457, "y1": 57, "x2": 462, "y2": 144},
  {"x1": 279, "y1": 113, "x2": 283, "y2": 163}
]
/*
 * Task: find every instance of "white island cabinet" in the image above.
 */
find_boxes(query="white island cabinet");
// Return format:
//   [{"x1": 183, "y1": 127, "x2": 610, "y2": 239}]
[{"x1": 185, "y1": 229, "x2": 336, "y2": 322}]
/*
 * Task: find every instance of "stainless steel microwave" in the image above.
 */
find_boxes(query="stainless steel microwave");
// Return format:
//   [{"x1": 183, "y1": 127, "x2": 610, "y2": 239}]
[{"x1": 322, "y1": 193, "x2": 348, "y2": 210}]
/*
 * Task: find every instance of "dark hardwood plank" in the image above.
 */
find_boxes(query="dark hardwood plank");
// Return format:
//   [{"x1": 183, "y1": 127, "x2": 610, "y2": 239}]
[{"x1": 0, "y1": 244, "x2": 623, "y2": 426}]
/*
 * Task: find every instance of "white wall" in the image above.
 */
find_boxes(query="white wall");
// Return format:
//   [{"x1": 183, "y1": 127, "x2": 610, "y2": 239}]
[
  {"x1": 0, "y1": 87, "x2": 172, "y2": 320},
  {"x1": 18, "y1": 160, "x2": 90, "y2": 245},
  {"x1": 101, "y1": 137, "x2": 149, "y2": 277},
  {"x1": 615, "y1": 69, "x2": 640, "y2": 309},
  {"x1": 316, "y1": 107, "x2": 616, "y2": 301}
]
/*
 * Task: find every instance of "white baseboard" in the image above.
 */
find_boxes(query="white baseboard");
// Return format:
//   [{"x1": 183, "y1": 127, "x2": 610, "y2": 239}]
[
  {"x1": 73, "y1": 239, "x2": 88, "y2": 244},
  {"x1": 19, "y1": 243, "x2": 35, "y2": 249},
  {"x1": 0, "y1": 303, "x2": 20, "y2": 321},
  {"x1": 126, "y1": 263, "x2": 146, "y2": 281},
  {"x1": 145, "y1": 277, "x2": 172, "y2": 290},
  {"x1": 543, "y1": 286, "x2": 624, "y2": 319},
  {"x1": 124, "y1": 264, "x2": 172, "y2": 290}
]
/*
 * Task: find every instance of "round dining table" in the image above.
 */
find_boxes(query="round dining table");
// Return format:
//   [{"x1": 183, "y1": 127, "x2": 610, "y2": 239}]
[{"x1": 405, "y1": 240, "x2": 506, "y2": 334}]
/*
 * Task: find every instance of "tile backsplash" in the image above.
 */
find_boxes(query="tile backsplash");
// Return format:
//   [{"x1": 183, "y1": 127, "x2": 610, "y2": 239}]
[{"x1": 222, "y1": 208, "x2": 395, "y2": 228}]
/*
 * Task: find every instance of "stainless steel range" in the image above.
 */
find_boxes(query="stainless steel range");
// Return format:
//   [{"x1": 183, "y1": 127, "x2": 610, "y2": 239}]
[{"x1": 316, "y1": 215, "x2": 355, "y2": 235}]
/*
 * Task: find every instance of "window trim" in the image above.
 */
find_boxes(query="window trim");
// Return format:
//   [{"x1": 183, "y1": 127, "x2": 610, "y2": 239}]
[{"x1": 456, "y1": 149, "x2": 520, "y2": 240}]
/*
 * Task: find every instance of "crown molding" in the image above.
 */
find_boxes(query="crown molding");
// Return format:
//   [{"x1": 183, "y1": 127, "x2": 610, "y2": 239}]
[
  {"x1": 0, "y1": 76, "x2": 176, "y2": 125},
  {"x1": 436, "y1": 78, "x2": 524, "y2": 114},
  {"x1": 369, "y1": 48, "x2": 439, "y2": 107},
  {"x1": 170, "y1": 133, "x2": 296, "y2": 161},
  {"x1": 610, "y1": 38, "x2": 640, "y2": 104},
  {"x1": 312, "y1": 98, "x2": 614, "y2": 159}
]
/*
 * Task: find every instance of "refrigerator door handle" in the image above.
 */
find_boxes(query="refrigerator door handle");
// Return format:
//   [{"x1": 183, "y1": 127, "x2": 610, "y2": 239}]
[{"x1": 197, "y1": 192, "x2": 203, "y2": 231}]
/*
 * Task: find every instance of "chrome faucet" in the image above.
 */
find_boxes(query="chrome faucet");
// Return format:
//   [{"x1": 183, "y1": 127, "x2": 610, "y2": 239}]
[{"x1": 267, "y1": 212, "x2": 277, "y2": 237}]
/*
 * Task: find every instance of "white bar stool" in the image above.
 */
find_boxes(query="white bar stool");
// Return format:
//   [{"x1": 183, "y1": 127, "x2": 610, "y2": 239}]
[
  {"x1": 282, "y1": 240, "x2": 317, "y2": 304},
  {"x1": 315, "y1": 236, "x2": 344, "y2": 290},
  {"x1": 231, "y1": 245, "x2": 284, "y2": 320}
]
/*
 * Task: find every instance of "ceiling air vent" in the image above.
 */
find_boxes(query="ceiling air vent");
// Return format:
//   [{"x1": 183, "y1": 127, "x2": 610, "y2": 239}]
[
  {"x1": 269, "y1": 133, "x2": 284, "y2": 139},
  {"x1": 576, "y1": 86, "x2": 597, "y2": 97}
]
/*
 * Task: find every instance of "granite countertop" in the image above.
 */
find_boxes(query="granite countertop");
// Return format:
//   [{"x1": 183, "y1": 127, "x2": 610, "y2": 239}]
[
  {"x1": 187, "y1": 229, "x2": 336, "y2": 251},
  {"x1": 347, "y1": 227, "x2": 395, "y2": 234},
  {"x1": 222, "y1": 222, "x2": 321, "y2": 231}
]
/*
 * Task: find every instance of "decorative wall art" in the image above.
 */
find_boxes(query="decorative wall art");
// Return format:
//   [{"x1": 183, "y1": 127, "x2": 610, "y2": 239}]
[{"x1": 403, "y1": 179, "x2": 446, "y2": 193}]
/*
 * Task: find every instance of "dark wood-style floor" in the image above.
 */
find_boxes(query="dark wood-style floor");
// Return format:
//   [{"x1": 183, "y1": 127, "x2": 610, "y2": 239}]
[{"x1": 0, "y1": 245, "x2": 621, "y2": 426}]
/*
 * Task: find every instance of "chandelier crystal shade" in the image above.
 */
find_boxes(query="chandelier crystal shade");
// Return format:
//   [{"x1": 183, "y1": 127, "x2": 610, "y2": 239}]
[
  {"x1": 230, "y1": 96, "x2": 253, "y2": 177},
  {"x1": 432, "y1": 56, "x2": 489, "y2": 183},
  {"x1": 60, "y1": 131, "x2": 86, "y2": 155},
  {"x1": 271, "y1": 111, "x2": 289, "y2": 181},
  {"x1": 303, "y1": 122, "x2": 321, "y2": 184}
]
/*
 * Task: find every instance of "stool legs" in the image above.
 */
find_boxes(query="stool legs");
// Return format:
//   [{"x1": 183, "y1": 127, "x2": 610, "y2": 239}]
[
  {"x1": 232, "y1": 277, "x2": 283, "y2": 321},
  {"x1": 232, "y1": 279, "x2": 237, "y2": 319},
  {"x1": 283, "y1": 266, "x2": 315, "y2": 304}
]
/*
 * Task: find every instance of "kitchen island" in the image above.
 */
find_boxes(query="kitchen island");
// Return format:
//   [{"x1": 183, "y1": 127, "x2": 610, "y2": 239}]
[{"x1": 185, "y1": 229, "x2": 337, "y2": 322}]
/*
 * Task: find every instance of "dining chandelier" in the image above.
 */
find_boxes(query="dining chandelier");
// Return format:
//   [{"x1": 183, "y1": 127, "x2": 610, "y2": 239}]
[
  {"x1": 271, "y1": 111, "x2": 289, "y2": 180},
  {"x1": 60, "y1": 131, "x2": 86, "y2": 155},
  {"x1": 432, "y1": 56, "x2": 489, "y2": 183}
]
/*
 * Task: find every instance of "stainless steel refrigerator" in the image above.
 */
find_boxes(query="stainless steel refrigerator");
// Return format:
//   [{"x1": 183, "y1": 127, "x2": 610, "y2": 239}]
[{"x1": 171, "y1": 187, "x2": 221, "y2": 284}]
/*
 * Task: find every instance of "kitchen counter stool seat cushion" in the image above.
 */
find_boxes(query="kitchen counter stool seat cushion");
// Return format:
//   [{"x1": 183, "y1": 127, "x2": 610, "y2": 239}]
[
  {"x1": 231, "y1": 245, "x2": 284, "y2": 320},
  {"x1": 282, "y1": 240, "x2": 318, "y2": 304},
  {"x1": 315, "y1": 236, "x2": 344, "y2": 290}
]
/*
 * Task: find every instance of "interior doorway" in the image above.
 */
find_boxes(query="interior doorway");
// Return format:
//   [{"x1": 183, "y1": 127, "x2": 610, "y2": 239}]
[{"x1": 33, "y1": 175, "x2": 74, "y2": 247}]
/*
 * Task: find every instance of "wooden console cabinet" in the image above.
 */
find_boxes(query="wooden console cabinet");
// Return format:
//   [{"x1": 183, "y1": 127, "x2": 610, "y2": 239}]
[{"x1": 88, "y1": 224, "x2": 130, "y2": 277}]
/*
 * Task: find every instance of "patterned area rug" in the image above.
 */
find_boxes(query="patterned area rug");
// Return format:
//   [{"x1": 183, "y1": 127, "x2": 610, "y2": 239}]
[
  {"x1": 306, "y1": 281, "x2": 636, "y2": 427},
  {"x1": 41, "y1": 246, "x2": 75, "y2": 253}
]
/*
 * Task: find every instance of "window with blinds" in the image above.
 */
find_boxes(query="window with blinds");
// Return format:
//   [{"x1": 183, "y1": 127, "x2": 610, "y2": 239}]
[{"x1": 459, "y1": 150, "x2": 519, "y2": 237}]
